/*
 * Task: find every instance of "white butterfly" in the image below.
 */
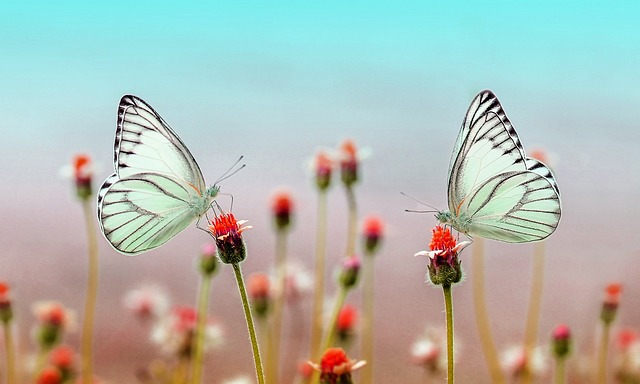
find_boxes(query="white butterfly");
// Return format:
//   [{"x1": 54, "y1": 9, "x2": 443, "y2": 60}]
[
  {"x1": 436, "y1": 90, "x2": 561, "y2": 243},
  {"x1": 97, "y1": 95, "x2": 219, "y2": 255}
]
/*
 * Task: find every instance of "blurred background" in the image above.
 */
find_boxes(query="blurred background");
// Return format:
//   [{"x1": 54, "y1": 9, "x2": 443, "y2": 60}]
[{"x1": 1, "y1": 1, "x2": 639, "y2": 382}]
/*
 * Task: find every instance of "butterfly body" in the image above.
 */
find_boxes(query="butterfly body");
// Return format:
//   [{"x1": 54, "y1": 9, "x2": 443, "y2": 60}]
[
  {"x1": 98, "y1": 95, "x2": 218, "y2": 255},
  {"x1": 440, "y1": 90, "x2": 561, "y2": 243}
]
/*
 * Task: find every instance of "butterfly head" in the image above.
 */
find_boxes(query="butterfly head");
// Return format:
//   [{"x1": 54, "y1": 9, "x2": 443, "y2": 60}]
[{"x1": 206, "y1": 185, "x2": 220, "y2": 199}]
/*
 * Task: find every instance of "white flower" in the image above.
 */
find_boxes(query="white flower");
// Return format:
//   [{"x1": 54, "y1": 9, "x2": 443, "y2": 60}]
[
  {"x1": 501, "y1": 345, "x2": 548, "y2": 379},
  {"x1": 123, "y1": 285, "x2": 170, "y2": 320},
  {"x1": 411, "y1": 326, "x2": 448, "y2": 373},
  {"x1": 222, "y1": 375, "x2": 254, "y2": 384}
]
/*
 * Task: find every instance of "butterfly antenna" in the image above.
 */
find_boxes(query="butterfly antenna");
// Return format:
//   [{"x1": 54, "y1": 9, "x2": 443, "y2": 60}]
[
  {"x1": 215, "y1": 155, "x2": 246, "y2": 185},
  {"x1": 400, "y1": 192, "x2": 439, "y2": 213}
]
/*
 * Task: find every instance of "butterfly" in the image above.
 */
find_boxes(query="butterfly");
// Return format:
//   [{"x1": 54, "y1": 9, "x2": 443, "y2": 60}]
[
  {"x1": 435, "y1": 90, "x2": 561, "y2": 243},
  {"x1": 97, "y1": 95, "x2": 220, "y2": 255}
]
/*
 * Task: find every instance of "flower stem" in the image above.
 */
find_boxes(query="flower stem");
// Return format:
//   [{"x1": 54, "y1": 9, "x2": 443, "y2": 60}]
[
  {"x1": 472, "y1": 238, "x2": 506, "y2": 384},
  {"x1": 345, "y1": 186, "x2": 357, "y2": 256},
  {"x1": 554, "y1": 357, "x2": 566, "y2": 384},
  {"x1": 267, "y1": 229, "x2": 288, "y2": 384},
  {"x1": 310, "y1": 190, "x2": 328, "y2": 364},
  {"x1": 522, "y1": 241, "x2": 546, "y2": 384},
  {"x1": 443, "y1": 284, "x2": 455, "y2": 384},
  {"x1": 232, "y1": 263, "x2": 266, "y2": 384},
  {"x1": 81, "y1": 198, "x2": 99, "y2": 384},
  {"x1": 360, "y1": 253, "x2": 375, "y2": 383},
  {"x1": 598, "y1": 322, "x2": 611, "y2": 384},
  {"x1": 191, "y1": 273, "x2": 213, "y2": 384},
  {"x1": 3, "y1": 322, "x2": 16, "y2": 384}
]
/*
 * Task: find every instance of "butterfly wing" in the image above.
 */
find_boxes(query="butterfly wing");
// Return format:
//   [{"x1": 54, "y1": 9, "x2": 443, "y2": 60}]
[
  {"x1": 459, "y1": 171, "x2": 561, "y2": 242},
  {"x1": 97, "y1": 95, "x2": 210, "y2": 255},
  {"x1": 115, "y1": 95, "x2": 207, "y2": 193},
  {"x1": 447, "y1": 90, "x2": 561, "y2": 242},
  {"x1": 98, "y1": 173, "x2": 205, "y2": 255}
]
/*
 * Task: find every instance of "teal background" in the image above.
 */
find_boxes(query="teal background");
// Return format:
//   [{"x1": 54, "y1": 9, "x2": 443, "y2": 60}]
[{"x1": 1, "y1": 2, "x2": 639, "y2": 382}]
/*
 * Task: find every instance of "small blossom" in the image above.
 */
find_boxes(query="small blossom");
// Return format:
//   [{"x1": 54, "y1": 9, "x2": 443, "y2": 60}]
[
  {"x1": 501, "y1": 345, "x2": 548, "y2": 380},
  {"x1": 411, "y1": 327, "x2": 448, "y2": 373},
  {"x1": 60, "y1": 154, "x2": 95, "y2": 200},
  {"x1": 415, "y1": 226, "x2": 470, "y2": 286},
  {"x1": 339, "y1": 255, "x2": 361, "y2": 290},
  {"x1": 336, "y1": 304, "x2": 358, "y2": 342},
  {"x1": 151, "y1": 306, "x2": 223, "y2": 358},
  {"x1": 601, "y1": 283, "x2": 623, "y2": 325},
  {"x1": 123, "y1": 285, "x2": 170, "y2": 321},
  {"x1": 338, "y1": 139, "x2": 360, "y2": 187},
  {"x1": 618, "y1": 328, "x2": 640, "y2": 350},
  {"x1": 32, "y1": 301, "x2": 77, "y2": 349},
  {"x1": 312, "y1": 150, "x2": 334, "y2": 190},
  {"x1": 271, "y1": 189, "x2": 294, "y2": 230},
  {"x1": 50, "y1": 344, "x2": 75, "y2": 369},
  {"x1": 200, "y1": 242, "x2": 220, "y2": 276},
  {"x1": 222, "y1": 376, "x2": 254, "y2": 384},
  {"x1": 0, "y1": 281, "x2": 13, "y2": 323},
  {"x1": 361, "y1": 215, "x2": 384, "y2": 255},
  {"x1": 614, "y1": 328, "x2": 640, "y2": 382},
  {"x1": 310, "y1": 347, "x2": 366, "y2": 384},
  {"x1": 551, "y1": 324, "x2": 572, "y2": 359},
  {"x1": 208, "y1": 211, "x2": 251, "y2": 265},
  {"x1": 37, "y1": 366, "x2": 62, "y2": 384},
  {"x1": 247, "y1": 272, "x2": 271, "y2": 317}
]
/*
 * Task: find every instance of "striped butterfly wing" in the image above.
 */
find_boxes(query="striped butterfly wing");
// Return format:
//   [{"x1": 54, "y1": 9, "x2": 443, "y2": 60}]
[
  {"x1": 447, "y1": 90, "x2": 561, "y2": 242},
  {"x1": 458, "y1": 171, "x2": 561, "y2": 243},
  {"x1": 98, "y1": 95, "x2": 211, "y2": 255},
  {"x1": 98, "y1": 173, "x2": 204, "y2": 254}
]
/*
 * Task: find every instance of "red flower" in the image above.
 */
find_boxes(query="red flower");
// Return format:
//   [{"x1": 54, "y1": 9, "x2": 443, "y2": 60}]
[
  {"x1": 248, "y1": 273, "x2": 271, "y2": 300},
  {"x1": 601, "y1": 283, "x2": 622, "y2": 324},
  {"x1": 337, "y1": 304, "x2": 358, "y2": 340},
  {"x1": 208, "y1": 211, "x2": 250, "y2": 264},
  {"x1": 339, "y1": 139, "x2": 360, "y2": 187},
  {"x1": 36, "y1": 366, "x2": 62, "y2": 384},
  {"x1": 310, "y1": 347, "x2": 365, "y2": 384},
  {"x1": 415, "y1": 226, "x2": 469, "y2": 286},
  {"x1": 0, "y1": 282, "x2": 11, "y2": 323},
  {"x1": 362, "y1": 215, "x2": 384, "y2": 254},
  {"x1": 50, "y1": 345, "x2": 75, "y2": 369},
  {"x1": 313, "y1": 150, "x2": 334, "y2": 190},
  {"x1": 72, "y1": 154, "x2": 93, "y2": 184},
  {"x1": 271, "y1": 190, "x2": 294, "y2": 230},
  {"x1": 617, "y1": 327, "x2": 639, "y2": 350}
]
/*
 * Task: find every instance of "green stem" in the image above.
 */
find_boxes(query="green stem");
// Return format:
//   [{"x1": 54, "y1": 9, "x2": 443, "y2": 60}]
[
  {"x1": 191, "y1": 274, "x2": 213, "y2": 384},
  {"x1": 472, "y1": 239, "x2": 506, "y2": 384},
  {"x1": 232, "y1": 263, "x2": 266, "y2": 384},
  {"x1": 310, "y1": 191, "x2": 328, "y2": 362},
  {"x1": 598, "y1": 322, "x2": 611, "y2": 384},
  {"x1": 81, "y1": 198, "x2": 99, "y2": 384},
  {"x1": 360, "y1": 253, "x2": 375, "y2": 382},
  {"x1": 443, "y1": 284, "x2": 455, "y2": 384},
  {"x1": 345, "y1": 186, "x2": 357, "y2": 257},
  {"x1": 267, "y1": 229, "x2": 288, "y2": 384},
  {"x1": 3, "y1": 322, "x2": 16, "y2": 384},
  {"x1": 554, "y1": 357, "x2": 566, "y2": 384},
  {"x1": 522, "y1": 241, "x2": 546, "y2": 384}
]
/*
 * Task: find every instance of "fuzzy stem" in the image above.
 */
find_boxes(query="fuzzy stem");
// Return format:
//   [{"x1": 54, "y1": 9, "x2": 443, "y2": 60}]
[
  {"x1": 232, "y1": 263, "x2": 266, "y2": 384},
  {"x1": 472, "y1": 238, "x2": 506, "y2": 384},
  {"x1": 3, "y1": 322, "x2": 16, "y2": 384},
  {"x1": 360, "y1": 253, "x2": 375, "y2": 382},
  {"x1": 81, "y1": 198, "x2": 99, "y2": 384},
  {"x1": 522, "y1": 241, "x2": 546, "y2": 384},
  {"x1": 191, "y1": 273, "x2": 213, "y2": 384},
  {"x1": 267, "y1": 229, "x2": 288, "y2": 384},
  {"x1": 310, "y1": 190, "x2": 328, "y2": 363},
  {"x1": 345, "y1": 186, "x2": 357, "y2": 257},
  {"x1": 598, "y1": 322, "x2": 611, "y2": 384},
  {"x1": 554, "y1": 357, "x2": 566, "y2": 384},
  {"x1": 443, "y1": 284, "x2": 455, "y2": 384}
]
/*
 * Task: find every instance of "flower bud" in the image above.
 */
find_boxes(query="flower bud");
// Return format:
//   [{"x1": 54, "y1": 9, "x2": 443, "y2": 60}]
[
  {"x1": 271, "y1": 190, "x2": 294, "y2": 231},
  {"x1": 313, "y1": 150, "x2": 334, "y2": 191},
  {"x1": 361, "y1": 215, "x2": 384, "y2": 255},
  {"x1": 601, "y1": 283, "x2": 622, "y2": 325},
  {"x1": 199, "y1": 243, "x2": 219, "y2": 276},
  {"x1": 339, "y1": 255, "x2": 361, "y2": 290},
  {"x1": 247, "y1": 272, "x2": 271, "y2": 318},
  {"x1": 339, "y1": 139, "x2": 359, "y2": 188},
  {"x1": 0, "y1": 282, "x2": 13, "y2": 324},
  {"x1": 71, "y1": 154, "x2": 94, "y2": 200},
  {"x1": 551, "y1": 324, "x2": 572, "y2": 359}
]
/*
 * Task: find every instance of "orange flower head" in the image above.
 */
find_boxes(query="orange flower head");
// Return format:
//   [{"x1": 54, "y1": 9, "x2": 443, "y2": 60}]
[
  {"x1": 70, "y1": 153, "x2": 94, "y2": 199},
  {"x1": 208, "y1": 211, "x2": 250, "y2": 264}
]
